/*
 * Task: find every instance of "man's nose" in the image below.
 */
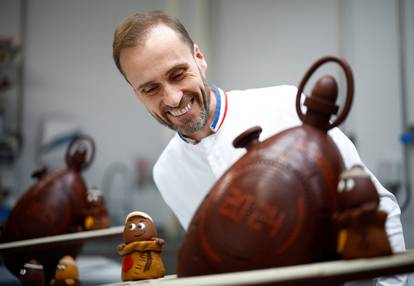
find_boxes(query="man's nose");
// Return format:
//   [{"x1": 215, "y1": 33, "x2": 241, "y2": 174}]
[{"x1": 163, "y1": 85, "x2": 183, "y2": 108}]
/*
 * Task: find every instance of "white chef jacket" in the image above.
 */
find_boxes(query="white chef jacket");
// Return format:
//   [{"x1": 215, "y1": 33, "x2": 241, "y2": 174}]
[{"x1": 153, "y1": 85, "x2": 407, "y2": 285}]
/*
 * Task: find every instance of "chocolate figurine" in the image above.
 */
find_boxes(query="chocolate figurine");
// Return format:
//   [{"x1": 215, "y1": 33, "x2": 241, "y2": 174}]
[
  {"x1": 334, "y1": 165, "x2": 392, "y2": 259},
  {"x1": 84, "y1": 186, "x2": 111, "y2": 230},
  {"x1": 117, "y1": 211, "x2": 165, "y2": 281},
  {"x1": 177, "y1": 57, "x2": 355, "y2": 276},
  {"x1": 50, "y1": 255, "x2": 80, "y2": 286},
  {"x1": 19, "y1": 259, "x2": 45, "y2": 286},
  {"x1": 2, "y1": 135, "x2": 95, "y2": 280}
]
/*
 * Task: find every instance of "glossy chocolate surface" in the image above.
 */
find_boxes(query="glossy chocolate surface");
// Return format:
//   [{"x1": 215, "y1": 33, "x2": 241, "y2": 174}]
[
  {"x1": 178, "y1": 57, "x2": 355, "y2": 277},
  {"x1": 2, "y1": 135, "x2": 95, "y2": 280}
]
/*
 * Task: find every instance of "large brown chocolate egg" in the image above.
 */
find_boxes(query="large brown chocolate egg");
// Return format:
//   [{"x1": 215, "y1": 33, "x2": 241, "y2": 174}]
[
  {"x1": 1, "y1": 135, "x2": 95, "y2": 280},
  {"x1": 177, "y1": 56, "x2": 355, "y2": 277},
  {"x1": 178, "y1": 125, "x2": 344, "y2": 276}
]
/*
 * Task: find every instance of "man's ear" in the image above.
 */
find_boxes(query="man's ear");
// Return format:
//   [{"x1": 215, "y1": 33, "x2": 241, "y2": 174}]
[{"x1": 194, "y1": 44, "x2": 207, "y2": 74}]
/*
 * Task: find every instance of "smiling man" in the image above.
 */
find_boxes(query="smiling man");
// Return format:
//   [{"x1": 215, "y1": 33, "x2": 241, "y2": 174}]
[
  {"x1": 112, "y1": 11, "x2": 407, "y2": 285},
  {"x1": 114, "y1": 15, "x2": 214, "y2": 143}
]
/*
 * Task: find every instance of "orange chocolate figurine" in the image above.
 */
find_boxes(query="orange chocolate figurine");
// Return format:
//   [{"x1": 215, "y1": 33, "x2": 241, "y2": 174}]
[
  {"x1": 19, "y1": 259, "x2": 45, "y2": 286},
  {"x1": 50, "y1": 255, "x2": 80, "y2": 286},
  {"x1": 84, "y1": 186, "x2": 111, "y2": 230},
  {"x1": 117, "y1": 211, "x2": 165, "y2": 281},
  {"x1": 334, "y1": 165, "x2": 392, "y2": 259}
]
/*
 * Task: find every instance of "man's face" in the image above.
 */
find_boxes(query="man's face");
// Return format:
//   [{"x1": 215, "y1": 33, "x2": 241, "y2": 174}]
[{"x1": 120, "y1": 25, "x2": 211, "y2": 137}]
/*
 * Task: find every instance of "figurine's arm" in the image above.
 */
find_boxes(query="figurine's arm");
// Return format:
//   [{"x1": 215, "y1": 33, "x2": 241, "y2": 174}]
[
  {"x1": 117, "y1": 243, "x2": 126, "y2": 252},
  {"x1": 152, "y1": 237, "x2": 165, "y2": 246}
]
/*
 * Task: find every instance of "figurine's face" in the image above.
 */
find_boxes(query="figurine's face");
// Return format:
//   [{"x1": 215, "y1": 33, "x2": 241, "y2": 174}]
[
  {"x1": 55, "y1": 257, "x2": 79, "y2": 280},
  {"x1": 337, "y1": 166, "x2": 379, "y2": 210},
  {"x1": 86, "y1": 190, "x2": 105, "y2": 208},
  {"x1": 19, "y1": 260, "x2": 45, "y2": 286},
  {"x1": 120, "y1": 24, "x2": 213, "y2": 139},
  {"x1": 123, "y1": 216, "x2": 157, "y2": 244}
]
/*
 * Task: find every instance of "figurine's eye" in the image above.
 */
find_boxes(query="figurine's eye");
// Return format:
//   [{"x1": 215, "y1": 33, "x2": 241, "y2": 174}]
[
  {"x1": 337, "y1": 180, "x2": 346, "y2": 192},
  {"x1": 57, "y1": 264, "x2": 66, "y2": 271},
  {"x1": 20, "y1": 269, "x2": 26, "y2": 276},
  {"x1": 129, "y1": 223, "x2": 137, "y2": 231},
  {"x1": 137, "y1": 222, "x2": 146, "y2": 230},
  {"x1": 346, "y1": 179, "x2": 355, "y2": 191}
]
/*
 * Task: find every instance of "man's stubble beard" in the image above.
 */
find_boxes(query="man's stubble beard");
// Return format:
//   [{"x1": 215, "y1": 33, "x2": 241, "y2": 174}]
[{"x1": 150, "y1": 76, "x2": 211, "y2": 136}]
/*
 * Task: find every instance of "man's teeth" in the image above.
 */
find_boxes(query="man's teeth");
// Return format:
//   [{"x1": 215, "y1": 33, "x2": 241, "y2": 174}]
[{"x1": 170, "y1": 102, "x2": 192, "y2": 117}]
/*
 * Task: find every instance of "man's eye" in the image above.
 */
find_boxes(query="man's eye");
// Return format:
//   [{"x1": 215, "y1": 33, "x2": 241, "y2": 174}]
[
  {"x1": 173, "y1": 72, "x2": 185, "y2": 81},
  {"x1": 142, "y1": 86, "x2": 158, "y2": 95}
]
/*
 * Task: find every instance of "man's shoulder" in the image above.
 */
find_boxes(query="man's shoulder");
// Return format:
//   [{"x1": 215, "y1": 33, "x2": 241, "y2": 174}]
[
  {"x1": 227, "y1": 84, "x2": 298, "y2": 98},
  {"x1": 225, "y1": 84, "x2": 299, "y2": 116}
]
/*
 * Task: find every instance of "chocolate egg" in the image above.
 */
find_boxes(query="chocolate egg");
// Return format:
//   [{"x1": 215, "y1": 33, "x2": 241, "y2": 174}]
[
  {"x1": 178, "y1": 57, "x2": 355, "y2": 276},
  {"x1": 2, "y1": 135, "x2": 95, "y2": 280}
]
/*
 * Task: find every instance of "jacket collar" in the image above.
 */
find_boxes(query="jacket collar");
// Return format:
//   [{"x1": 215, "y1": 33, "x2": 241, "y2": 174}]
[{"x1": 178, "y1": 85, "x2": 228, "y2": 144}]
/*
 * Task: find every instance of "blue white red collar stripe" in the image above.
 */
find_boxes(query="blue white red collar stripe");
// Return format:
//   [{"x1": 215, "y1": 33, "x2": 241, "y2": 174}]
[
  {"x1": 210, "y1": 86, "x2": 228, "y2": 133},
  {"x1": 178, "y1": 85, "x2": 228, "y2": 144}
]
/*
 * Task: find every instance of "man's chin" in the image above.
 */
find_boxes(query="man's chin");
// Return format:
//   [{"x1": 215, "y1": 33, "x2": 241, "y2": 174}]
[
  {"x1": 175, "y1": 126, "x2": 201, "y2": 135},
  {"x1": 175, "y1": 120, "x2": 208, "y2": 135},
  {"x1": 153, "y1": 110, "x2": 208, "y2": 135}
]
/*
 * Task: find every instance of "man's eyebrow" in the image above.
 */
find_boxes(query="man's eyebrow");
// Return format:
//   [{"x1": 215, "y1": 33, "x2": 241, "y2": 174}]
[
  {"x1": 136, "y1": 63, "x2": 189, "y2": 91},
  {"x1": 137, "y1": 80, "x2": 157, "y2": 91},
  {"x1": 166, "y1": 63, "x2": 188, "y2": 76}
]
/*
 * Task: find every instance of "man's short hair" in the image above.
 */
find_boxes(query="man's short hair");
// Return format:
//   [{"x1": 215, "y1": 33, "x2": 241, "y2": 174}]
[{"x1": 113, "y1": 10, "x2": 194, "y2": 76}]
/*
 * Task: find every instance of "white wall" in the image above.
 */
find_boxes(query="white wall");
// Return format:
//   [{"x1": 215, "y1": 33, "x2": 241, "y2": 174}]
[
  {"x1": 341, "y1": 0, "x2": 403, "y2": 177},
  {"x1": 403, "y1": 0, "x2": 414, "y2": 126},
  {"x1": 208, "y1": 0, "x2": 340, "y2": 90},
  {"x1": 0, "y1": 0, "x2": 21, "y2": 37}
]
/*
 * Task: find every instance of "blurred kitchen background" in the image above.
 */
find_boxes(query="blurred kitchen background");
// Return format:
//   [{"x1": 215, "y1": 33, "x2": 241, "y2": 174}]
[{"x1": 0, "y1": 0, "x2": 413, "y2": 285}]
